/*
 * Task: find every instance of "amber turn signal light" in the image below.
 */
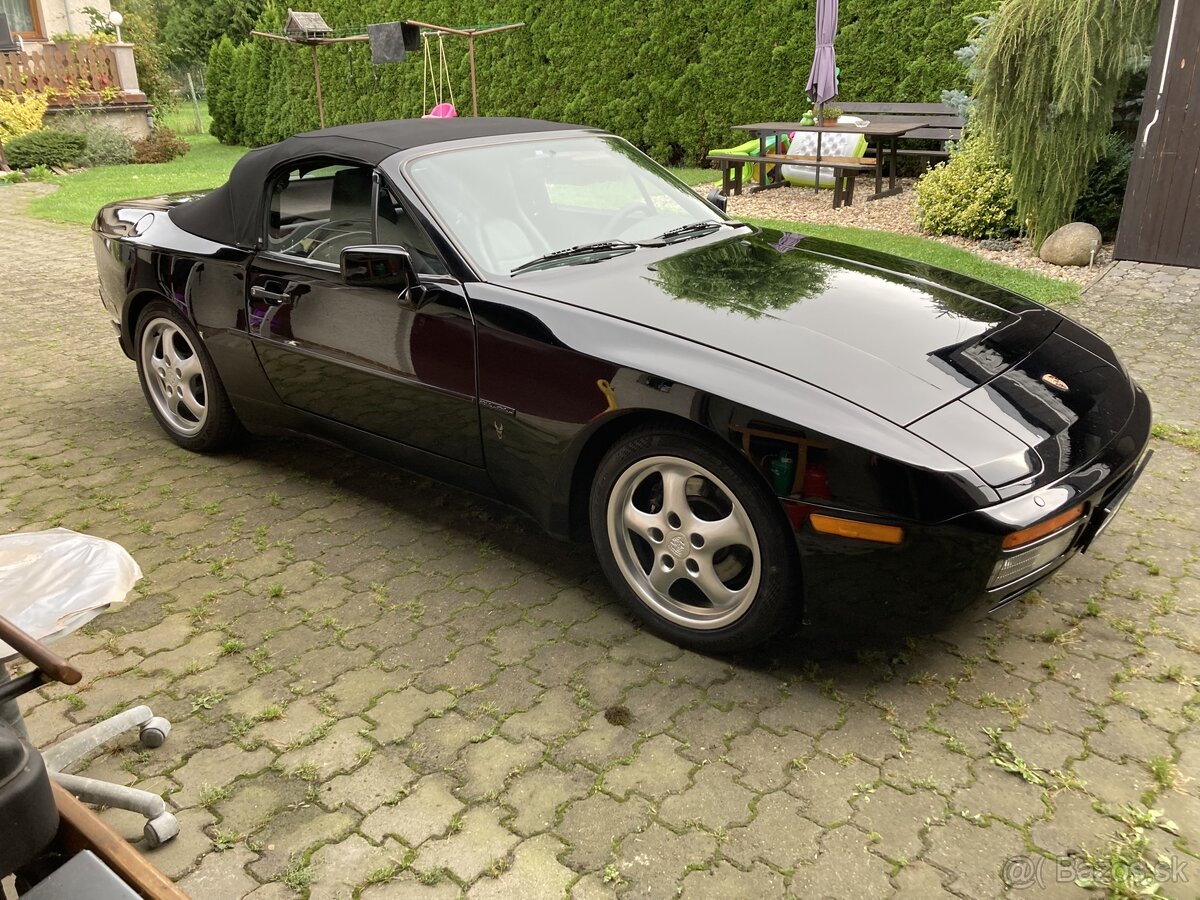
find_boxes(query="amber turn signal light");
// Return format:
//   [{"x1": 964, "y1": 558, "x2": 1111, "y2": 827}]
[
  {"x1": 1001, "y1": 503, "x2": 1084, "y2": 550},
  {"x1": 810, "y1": 514, "x2": 904, "y2": 545}
]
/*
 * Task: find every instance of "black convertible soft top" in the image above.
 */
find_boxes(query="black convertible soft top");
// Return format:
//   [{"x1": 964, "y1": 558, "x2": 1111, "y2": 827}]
[{"x1": 169, "y1": 117, "x2": 589, "y2": 248}]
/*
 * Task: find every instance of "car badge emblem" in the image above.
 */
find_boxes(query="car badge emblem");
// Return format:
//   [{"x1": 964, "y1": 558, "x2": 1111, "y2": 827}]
[
  {"x1": 668, "y1": 534, "x2": 689, "y2": 559},
  {"x1": 1041, "y1": 374, "x2": 1069, "y2": 392}
]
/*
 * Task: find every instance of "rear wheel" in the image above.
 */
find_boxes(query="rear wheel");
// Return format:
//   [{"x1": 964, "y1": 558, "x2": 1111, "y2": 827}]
[
  {"x1": 135, "y1": 301, "x2": 242, "y2": 452},
  {"x1": 589, "y1": 427, "x2": 799, "y2": 652}
]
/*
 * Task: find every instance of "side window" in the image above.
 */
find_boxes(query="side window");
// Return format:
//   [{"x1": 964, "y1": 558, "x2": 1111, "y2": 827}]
[
  {"x1": 266, "y1": 161, "x2": 374, "y2": 264},
  {"x1": 375, "y1": 183, "x2": 449, "y2": 276}
]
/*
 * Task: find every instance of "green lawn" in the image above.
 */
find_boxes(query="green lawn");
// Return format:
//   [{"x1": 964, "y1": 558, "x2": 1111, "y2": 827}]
[
  {"x1": 27, "y1": 132, "x2": 245, "y2": 225},
  {"x1": 21, "y1": 144, "x2": 1077, "y2": 306},
  {"x1": 670, "y1": 167, "x2": 714, "y2": 187}
]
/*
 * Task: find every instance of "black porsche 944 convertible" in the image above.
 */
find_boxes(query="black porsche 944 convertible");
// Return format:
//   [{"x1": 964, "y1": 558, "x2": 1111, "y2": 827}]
[{"x1": 91, "y1": 117, "x2": 1152, "y2": 651}]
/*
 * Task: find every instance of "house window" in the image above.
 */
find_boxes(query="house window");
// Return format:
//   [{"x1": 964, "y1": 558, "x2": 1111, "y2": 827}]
[{"x1": 1, "y1": 0, "x2": 41, "y2": 37}]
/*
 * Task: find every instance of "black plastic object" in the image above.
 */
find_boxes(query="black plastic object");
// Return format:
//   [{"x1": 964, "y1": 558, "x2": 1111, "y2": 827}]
[
  {"x1": 0, "y1": 721, "x2": 58, "y2": 877},
  {"x1": 368, "y1": 21, "x2": 422, "y2": 64}
]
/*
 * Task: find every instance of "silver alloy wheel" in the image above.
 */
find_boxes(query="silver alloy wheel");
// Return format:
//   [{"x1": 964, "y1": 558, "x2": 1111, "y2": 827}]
[
  {"x1": 140, "y1": 317, "x2": 207, "y2": 437},
  {"x1": 606, "y1": 455, "x2": 762, "y2": 630}
]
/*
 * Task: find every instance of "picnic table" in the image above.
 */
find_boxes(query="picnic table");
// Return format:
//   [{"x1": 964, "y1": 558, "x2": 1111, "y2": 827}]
[{"x1": 730, "y1": 120, "x2": 928, "y2": 200}]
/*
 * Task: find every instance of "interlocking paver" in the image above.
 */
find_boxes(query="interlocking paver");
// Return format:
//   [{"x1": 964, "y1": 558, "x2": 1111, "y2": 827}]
[{"x1": 3, "y1": 187, "x2": 1198, "y2": 897}]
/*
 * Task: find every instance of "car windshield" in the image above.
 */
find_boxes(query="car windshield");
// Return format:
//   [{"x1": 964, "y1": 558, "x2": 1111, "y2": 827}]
[{"x1": 405, "y1": 135, "x2": 722, "y2": 275}]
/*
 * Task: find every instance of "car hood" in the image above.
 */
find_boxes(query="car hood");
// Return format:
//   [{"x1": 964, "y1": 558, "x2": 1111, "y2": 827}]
[{"x1": 514, "y1": 228, "x2": 1061, "y2": 427}]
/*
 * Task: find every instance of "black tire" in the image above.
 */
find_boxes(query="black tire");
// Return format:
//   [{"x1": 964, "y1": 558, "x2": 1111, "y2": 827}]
[
  {"x1": 134, "y1": 301, "x2": 243, "y2": 452},
  {"x1": 589, "y1": 426, "x2": 799, "y2": 653}
]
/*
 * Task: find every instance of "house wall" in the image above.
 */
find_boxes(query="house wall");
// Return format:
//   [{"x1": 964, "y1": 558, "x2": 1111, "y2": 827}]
[{"x1": 19, "y1": 0, "x2": 111, "y2": 42}]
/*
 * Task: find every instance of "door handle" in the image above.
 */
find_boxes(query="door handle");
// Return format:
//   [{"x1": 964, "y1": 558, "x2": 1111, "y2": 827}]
[{"x1": 251, "y1": 285, "x2": 292, "y2": 305}]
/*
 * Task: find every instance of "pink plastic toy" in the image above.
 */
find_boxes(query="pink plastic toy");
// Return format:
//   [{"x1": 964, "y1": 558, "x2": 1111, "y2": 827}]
[{"x1": 422, "y1": 103, "x2": 457, "y2": 119}]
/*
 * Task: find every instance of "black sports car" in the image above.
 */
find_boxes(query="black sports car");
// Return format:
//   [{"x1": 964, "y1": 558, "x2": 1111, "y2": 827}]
[{"x1": 92, "y1": 117, "x2": 1152, "y2": 651}]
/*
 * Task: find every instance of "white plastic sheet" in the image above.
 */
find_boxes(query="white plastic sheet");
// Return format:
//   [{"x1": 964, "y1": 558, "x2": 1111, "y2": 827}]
[{"x1": 0, "y1": 529, "x2": 142, "y2": 661}]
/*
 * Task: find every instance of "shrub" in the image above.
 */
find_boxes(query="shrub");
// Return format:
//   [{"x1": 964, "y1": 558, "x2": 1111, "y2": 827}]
[
  {"x1": 1072, "y1": 134, "x2": 1131, "y2": 239},
  {"x1": 55, "y1": 114, "x2": 135, "y2": 166},
  {"x1": 915, "y1": 138, "x2": 1017, "y2": 239},
  {"x1": 4, "y1": 129, "x2": 88, "y2": 169},
  {"x1": 0, "y1": 90, "x2": 51, "y2": 144},
  {"x1": 132, "y1": 127, "x2": 189, "y2": 164}
]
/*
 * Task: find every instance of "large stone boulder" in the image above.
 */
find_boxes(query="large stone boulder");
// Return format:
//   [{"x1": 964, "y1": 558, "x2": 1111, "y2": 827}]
[{"x1": 1039, "y1": 222, "x2": 1102, "y2": 266}]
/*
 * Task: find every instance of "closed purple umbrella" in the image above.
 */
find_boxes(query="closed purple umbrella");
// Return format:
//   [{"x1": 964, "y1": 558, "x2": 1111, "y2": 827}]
[
  {"x1": 805, "y1": 0, "x2": 839, "y2": 113},
  {"x1": 804, "y1": 0, "x2": 839, "y2": 194}
]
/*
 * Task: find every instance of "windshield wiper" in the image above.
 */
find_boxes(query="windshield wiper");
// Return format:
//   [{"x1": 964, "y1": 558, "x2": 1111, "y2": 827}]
[
  {"x1": 648, "y1": 220, "x2": 746, "y2": 245},
  {"x1": 511, "y1": 241, "x2": 640, "y2": 275}
]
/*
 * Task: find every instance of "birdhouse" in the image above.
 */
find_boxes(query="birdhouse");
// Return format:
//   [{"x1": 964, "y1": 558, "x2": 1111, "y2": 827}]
[{"x1": 285, "y1": 10, "x2": 333, "y2": 40}]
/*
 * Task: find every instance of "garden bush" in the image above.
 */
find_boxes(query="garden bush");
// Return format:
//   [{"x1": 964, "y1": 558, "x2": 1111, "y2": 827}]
[
  {"x1": 83, "y1": 127, "x2": 137, "y2": 166},
  {"x1": 915, "y1": 138, "x2": 1017, "y2": 239},
  {"x1": 132, "y1": 127, "x2": 190, "y2": 164},
  {"x1": 1072, "y1": 134, "x2": 1131, "y2": 239},
  {"x1": 0, "y1": 90, "x2": 51, "y2": 144},
  {"x1": 4, "y1": 129, "x2": 88, "y2": 169},
  {"x1": 55, "y1": 115, "x2": 136, "y2": 166},
  {"x1": 208, "y1": 0, "x2": 999, "y2": 161}
]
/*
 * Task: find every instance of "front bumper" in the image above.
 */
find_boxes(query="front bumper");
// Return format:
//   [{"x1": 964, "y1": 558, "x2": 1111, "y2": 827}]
[{"x1": 791, "y1": 384, "x2": 1152, "y2": 634}]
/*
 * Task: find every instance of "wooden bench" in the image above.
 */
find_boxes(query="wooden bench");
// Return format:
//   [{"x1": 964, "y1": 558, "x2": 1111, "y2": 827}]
[
  {"x1": 706, "y1": 153, "x2": 873, "y2": 207},
  {"x1": 705, "y1": 153, "x2": 753, "y2": 196},
  {"x1": 838, "y1": 103, "x2": 964, "y2": 168},
  {"x1": 763, "y1": 154, "x2": 875, "y2": 208}
]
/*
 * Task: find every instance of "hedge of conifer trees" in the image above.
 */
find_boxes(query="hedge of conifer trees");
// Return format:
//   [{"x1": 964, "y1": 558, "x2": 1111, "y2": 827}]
[{"x1": 208, "y1": 0, "x2": 995, "y2": 162}]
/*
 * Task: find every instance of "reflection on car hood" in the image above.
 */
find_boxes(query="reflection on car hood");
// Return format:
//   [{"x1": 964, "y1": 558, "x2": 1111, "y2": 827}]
[{"x1": 516, "y1": 228, "x2": 1060, "y2": 425}]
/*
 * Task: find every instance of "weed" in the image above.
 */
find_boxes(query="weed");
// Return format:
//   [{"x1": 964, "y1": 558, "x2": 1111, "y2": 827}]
[
  {"x1": 602, "y1": 864, "x2": 626, "y2": 886},
  {"x1": 416, "y1": 867, "x2": 445, "y2": 886},
  {"x1": 366, "y1": 863, "x2": 398, "y2": 884},
  {"x1": 219, "y1": 638, "x2": 245, "y2": 656},
  {"x1": 487, "y1": 857, "x2": 510, "y2": 877},
  {"x1": 248, "y1": 647, "x2": 272, "y2": 673},
  {"x1": 1162, "y1": 664, "x2": 1187, "y2": 685},
  {"x1": 1147, "y1": 757, "x2": 1177, "y2": 789},
  {"x1": 978, "y1": 693, "x2": 1027, "y2": 716},
  {"x1": 280, "y1": 859, "x2": 313, "y2": 891},
  {"x1": 1075, "y1": 816, "x2": 1178, "y2": 895},
  {"x1": 943, "y1": 735, "x2": 969, "y2": 756},
  {"x1": 190, "y1": 691, "x2": 224, "y2": 713},
  {"x1": 268, "y1": 582, "x2": 285, "y2": 599},
  {"x1": 199, "y1": 783, "x2": 229, "y2": 806},
  {"x1": 985, "y1": 728, "x2": 1045, "y2": 786},
  {"x1": 211, "y1": 829, "x2": 241, "y2": 850},
  {"x1": 65, "y1": 693, "x2": 86, "y2": 710}
]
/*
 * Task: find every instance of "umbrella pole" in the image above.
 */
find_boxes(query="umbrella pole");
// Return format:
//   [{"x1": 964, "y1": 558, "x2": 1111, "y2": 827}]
[{"x1": 815, "y1": 101, "x2": 823, "y2": 195}]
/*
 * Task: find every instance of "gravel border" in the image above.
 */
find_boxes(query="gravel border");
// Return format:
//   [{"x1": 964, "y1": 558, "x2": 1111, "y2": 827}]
[{"x1": 694, "y1": 177, "x2": 1110, "y2": 287}]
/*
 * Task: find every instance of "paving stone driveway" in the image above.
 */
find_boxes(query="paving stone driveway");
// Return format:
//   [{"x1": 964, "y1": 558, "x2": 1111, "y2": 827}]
[{"x1": 2, "y1": 181, "x2": 1198, "y2": 899}]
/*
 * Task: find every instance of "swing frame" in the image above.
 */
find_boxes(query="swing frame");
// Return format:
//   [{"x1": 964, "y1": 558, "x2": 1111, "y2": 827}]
[{"x1": 251, "y1": 19, "x2": 524, "y2": 122}]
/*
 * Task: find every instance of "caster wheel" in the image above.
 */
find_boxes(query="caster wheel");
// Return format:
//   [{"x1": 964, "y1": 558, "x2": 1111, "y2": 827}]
[
  {"x1": 140, "y1": 716, "x2": 171, "y2": 748},
  {"x1": 143, "y1": 812, "x2": 180, "y2": 848}
]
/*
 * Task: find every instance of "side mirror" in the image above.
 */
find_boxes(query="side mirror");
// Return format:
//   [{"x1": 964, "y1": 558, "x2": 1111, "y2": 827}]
[
  {"x1": 340, "y1": 245, "x2": 416, "y2": 290},
  {"x1": 706, "y1": 188, "x2": 728, "y2": 214}
]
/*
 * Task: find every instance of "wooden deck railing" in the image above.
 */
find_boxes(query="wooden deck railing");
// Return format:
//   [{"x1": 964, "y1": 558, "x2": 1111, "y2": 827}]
[{"x1": 0, "y1": 42, "x2": 143, "y2": 105}]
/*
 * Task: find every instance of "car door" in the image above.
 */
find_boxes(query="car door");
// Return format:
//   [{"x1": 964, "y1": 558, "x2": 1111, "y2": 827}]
[{"x1": 246, "y1": 159, "x2": 481, "y2": 465}]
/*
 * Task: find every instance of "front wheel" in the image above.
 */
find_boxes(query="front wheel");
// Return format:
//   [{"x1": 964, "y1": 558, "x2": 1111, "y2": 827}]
[
  {"x1": 589, "y1": 427, "x2": 799, "y2": 652},
  {"x1": 135, "y1": 301, "x2": 242, "y2": 452}
]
